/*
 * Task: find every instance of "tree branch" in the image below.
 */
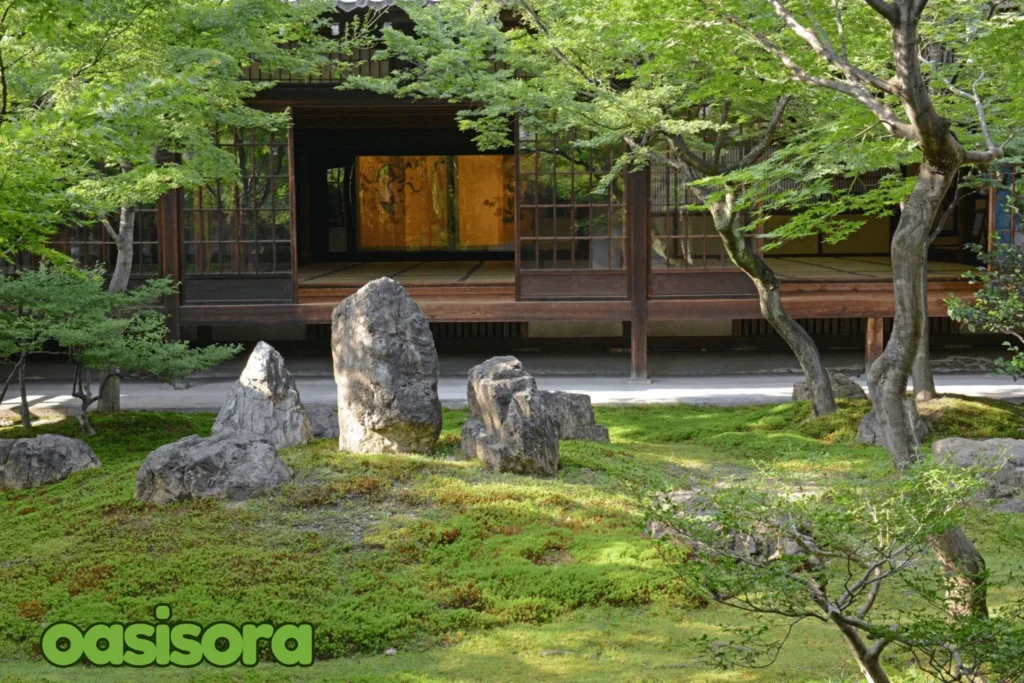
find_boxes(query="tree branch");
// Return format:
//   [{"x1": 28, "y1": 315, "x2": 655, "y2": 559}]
[
  {"x1": 924, "y1": 63, "x2": 1004, "y2": 164},
  {"x1": 730, "y1": 94, "x2": 792, "y2": 171},
  {"x1": 862, "y1": 0, "x2": 899, "y2": 24},
  {"x1": 713, "y1": 100, "x2": 732, "y2": 164},
  {"x1": 766, "y1": 0, "x2": 900, "y2": 96},
  {"x1": 723, "y1": 13, "x2": 914, "y2": 140}
]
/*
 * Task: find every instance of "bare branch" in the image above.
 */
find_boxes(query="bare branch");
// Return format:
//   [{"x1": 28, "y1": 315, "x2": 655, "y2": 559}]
[
  {"x1": 767, "y1": 0, "x2": 900, "y2": 96},
  {"x1": 713, "y1": 100, "x2": 732, "y2": 164},
  {"x1": 723, "y1": 14, "x2": 914, "y2": 140},
  {"x1": 831, "y1": 0, "x2": 847, "y2": 59},
  {"x1": 862, "y1": 0, "x2": 900, "y2": 23},
  {"x1": 100, "y1": 217, "x2": 120, "y2": 243},
  {"x1": 925, "y1": 62, "x2": 1004, "y2": 164},
  {"x1": 730, "y1": 94, "x2": 792, "y2": 170}
]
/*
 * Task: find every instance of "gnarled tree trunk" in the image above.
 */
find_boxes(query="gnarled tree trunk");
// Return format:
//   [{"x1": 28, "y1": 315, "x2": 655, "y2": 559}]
[
  {"x1": 866, "y1": 163, "x2": 953, "y2": 466},
  {"x1": 710, "y1": 196, "x2": 837, "y2": 416},
  {"x1": 98, "y1": 201, "x2": 135, "y2": 414}
]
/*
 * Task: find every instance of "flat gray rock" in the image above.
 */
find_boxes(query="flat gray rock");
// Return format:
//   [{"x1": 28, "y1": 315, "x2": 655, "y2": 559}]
[
  {"x1": 331, "y1": 278, "x2": 442, "y2": 454},
  {"x1": 0, "y1": 435, "x2": 100, "y2": 489},
  {"x1": 135, "y1": 432, "x2": 292, "y2": 504},
  {"x1": 539, "y1": 390, "x2": 609, "y2": 442},
  {"x1": 933, "y1": 437, "x2": 1024, "y2": 507},
  {"x1": 793, "y1": 370, "x2": 867, "y2": 402},
  {"x1": 212, "y1": 342, "x2": 312, "y2": 449}
]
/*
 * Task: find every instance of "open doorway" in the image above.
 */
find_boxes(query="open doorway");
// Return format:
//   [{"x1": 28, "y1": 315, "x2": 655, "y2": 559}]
[{"x1": 295, "y1": 127, "x2": 516, "y2": 289}]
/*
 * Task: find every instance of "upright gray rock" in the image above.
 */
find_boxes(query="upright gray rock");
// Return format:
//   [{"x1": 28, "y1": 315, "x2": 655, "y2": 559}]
[
  {"x1": 539, "y1": 391, "x2": 610, "y2": 442},
  {"x1": 462, "y1": 356, "x2": 560, "y2": 476},
  {"x1": 0, "y1": 435, "x2": 100, "y2": 489},
  {"x1": 212, "y1": 342, "x2": 312, "y2": 449},
  {"x1": 857, "y1": 399, "x2": 929, "y2": 449},
  {"x1": 135, "y1": 432, "x2": 292, "y2": 504},
  {"x1": 933, "y1": 437, "x2": 1024, "y2": 510},
  {"x1": 332, "y1": 278, "x2": 442, "y2": 454},
  {"x1": 793, "y1": 370, "x2": 867, "y2": 402}
]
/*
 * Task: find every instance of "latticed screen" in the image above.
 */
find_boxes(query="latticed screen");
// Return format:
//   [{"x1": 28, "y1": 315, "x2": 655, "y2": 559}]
[
  {"x1": 517, "y1": 130, "x2": 626, "y2": 270},
  {"x1": 993, "y1": 166, "x2": 1021, "y2": 246},
  {"x1": 183, "y1": 129, "x2": 291, "y2": 275},
  {"x1": 649, "y1": 162, "x2": 757, "y2": 269},
  {"x1": 50, "y1": 206, "x2": 159, "y2": 277}
]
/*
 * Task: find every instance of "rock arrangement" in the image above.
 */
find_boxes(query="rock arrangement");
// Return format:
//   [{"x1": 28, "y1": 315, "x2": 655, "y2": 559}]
[
  {"x1": 539, "y1": 390, "x2": 610, "y2": 442},
  {"x1": 792, "y1": 370, "x2": 867, "y2": 402},
  {"x1": 461, "y1": 356, "x2": 610, "y2": 477},
  {"x1": 857, "y1": 399, "x2": 929, "y2": 449},
  {"x1": 933, "y1": 437, "x2": 1024, "y2": 512},
  {"x1": 212, "y1": 342, "x2": 312, "y2": 449},
  {"x1": 0, "y1": 435, "x2": 100, "y2": 489},
  {"x1": 331, "y1": 278, "x2": 442, "y2": 454},
  {"x1": 462, "y1": 356, "x2": 559, "y2": 477},
  {"x1": 135, "y1": 432, "x2": 292, "y2": 504}
]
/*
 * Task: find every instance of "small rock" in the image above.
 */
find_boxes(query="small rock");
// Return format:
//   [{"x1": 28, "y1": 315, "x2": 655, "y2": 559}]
[
  {"x1": 857, "y1": 399, "x2": 928, "y2": 449},
  {"x1": 306, "y1": 405, "x2": 340, "y2": 440},
  {"x1": 384, "y1": 648, "x2": 397, "y2": 656},
  {"x1": 932, "y1": 437, "x2": 1024, "y2": 507},
  {"x1": 461, "y1": 356, "x2": 559, "y2": 477},
  {"x1": 539, "y1": 391, "x2": 610, "y2": 442},
  {"x1": 135, "y1": 432, "x2": 292, "y2": 504},
  {"x1": 212, "y1": 342, "x2": 312, "y2": 449},
  {"x1": 332, "y1": 278, "x2": 442, "y2": 454},
  {"x1": 0, "y1": 435, "x2": 100, "y2": 490},
  {"x1": 793, "y1": 370, "x2": 867, "y2": 402}
]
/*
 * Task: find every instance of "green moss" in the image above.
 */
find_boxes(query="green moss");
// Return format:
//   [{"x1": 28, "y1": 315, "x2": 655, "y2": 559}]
[{"x1": 2, "y1": 399, "x2": 1023, "y2": 682}]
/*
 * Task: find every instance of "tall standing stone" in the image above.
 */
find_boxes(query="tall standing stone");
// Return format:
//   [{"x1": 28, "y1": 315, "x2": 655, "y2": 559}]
[
  {"x1": 212, "y1": 342, "x2": 313, "y2": 449},
  {"x1": 331, "y1": 278, "x2": 442, "y2": 453}
]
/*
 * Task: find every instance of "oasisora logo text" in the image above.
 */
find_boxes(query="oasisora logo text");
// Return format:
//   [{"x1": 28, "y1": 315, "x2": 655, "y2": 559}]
[{"x1": 40, "y1": 605, "x2": 314, "y2": 667}]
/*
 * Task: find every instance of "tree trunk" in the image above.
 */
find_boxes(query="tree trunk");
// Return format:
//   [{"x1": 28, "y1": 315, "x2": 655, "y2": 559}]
[
  {"x1": 17, "y1": 351, "x2": 30, "y2": 428},
  {"x1": 834, "y1": 621, "x2": 891, "y2": 683},
  {"x1": 98, "y1": 202, "x2": 135, "y2": 414},
  {"x1": 709, "y1": 198, "x2": 837, "y2": 416},
  {"x1": 866, "y1": 163, "x2": 989, "y2": 618},
  {"x1": 866, "y1": 163, "x2": 953, "y2": 467},
  {"x1": 911, "y1": 256, "x2": 937, "y2": 401},
  {"x1": 932, "y1": 526, "x2": 988, "y2": 617}
]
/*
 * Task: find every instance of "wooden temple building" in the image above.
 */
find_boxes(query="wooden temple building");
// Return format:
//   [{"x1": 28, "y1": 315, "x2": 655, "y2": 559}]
[{"x1": 38, "y1": 1, "x2": 1020, "y2": 379}]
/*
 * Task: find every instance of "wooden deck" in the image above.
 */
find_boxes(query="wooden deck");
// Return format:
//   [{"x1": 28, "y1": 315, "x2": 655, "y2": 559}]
[{"x1": 179, "y1": 258, "x2": 975, "y2": 326}]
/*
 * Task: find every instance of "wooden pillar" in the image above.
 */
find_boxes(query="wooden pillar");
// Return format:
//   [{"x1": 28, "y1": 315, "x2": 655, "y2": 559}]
[
  {"x1": 865, "y1": 317, "x2": 884, "y2": 373},
  {"x1": 158, "y1": 188, "x2": 182, "y2": 340},
  {"x1": 627, "y1": 169, "x2": 650, "y2": 382}
]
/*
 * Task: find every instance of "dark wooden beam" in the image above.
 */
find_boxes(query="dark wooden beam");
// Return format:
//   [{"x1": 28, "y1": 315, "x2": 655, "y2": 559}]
[
  {"x1": 627, "y1": 170, "x2": 650, "y2": 381},
  {"x1": 158, "y1": 189, "x2": 182, "y2": 339}
]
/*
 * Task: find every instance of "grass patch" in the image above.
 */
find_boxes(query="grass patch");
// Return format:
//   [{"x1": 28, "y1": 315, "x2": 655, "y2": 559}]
[{"x1": 1, "y1": 397, "x2": 1023, "y2": 681}]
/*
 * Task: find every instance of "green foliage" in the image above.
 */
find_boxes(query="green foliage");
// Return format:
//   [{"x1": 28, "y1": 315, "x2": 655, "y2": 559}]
[
  {"x1": 948, "y1": 243, "x2": 1024, "y2": 379},
  {"x1": 0, "y1": 264, "x2": 239, "y2": 431},
  {"x1": 0, "y1": 0, "x2": 366, "y2": 262},
  {"x1": 648, "y1": 462, "x2": 1023, "y2": 680}
]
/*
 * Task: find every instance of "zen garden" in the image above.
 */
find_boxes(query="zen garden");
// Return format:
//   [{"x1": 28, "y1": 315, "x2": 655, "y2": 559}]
[{"x1": 3, "y1": 0, "x2": 1024, "y2": 681}]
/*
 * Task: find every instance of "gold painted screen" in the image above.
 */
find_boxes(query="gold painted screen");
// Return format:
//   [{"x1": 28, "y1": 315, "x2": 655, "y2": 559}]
[{"x1": 356, "y1": 155, "x2": 514, "y2": 251}]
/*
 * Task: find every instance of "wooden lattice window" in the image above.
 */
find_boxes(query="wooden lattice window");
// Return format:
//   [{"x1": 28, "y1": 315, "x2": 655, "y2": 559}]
[
  {"x1": 517, "y1": 129, "x2": 626, "y2": 270},
  {"x1": 649, "y1": 162, "x2": 751, "y2": 269},
  {"x1": 993, "y1": 166, "x2": 1022, "y2": 247},
  {"x1": 49, "y1": 206, "x2": 159, "y2": 277},
  {"x1": 183, "y1": 129, "x2": 292, "y2": 275}
]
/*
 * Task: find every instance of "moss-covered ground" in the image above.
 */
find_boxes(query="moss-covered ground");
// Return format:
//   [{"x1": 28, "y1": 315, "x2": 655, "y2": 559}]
[{"x1": 1, "y1": 396, "x2": 1022, "y2": 681}]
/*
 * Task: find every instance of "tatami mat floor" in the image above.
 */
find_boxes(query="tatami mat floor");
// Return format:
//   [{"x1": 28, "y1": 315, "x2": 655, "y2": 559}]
[{"x1": 297, "y1": 257, "x2": 967, "y2": 287}]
